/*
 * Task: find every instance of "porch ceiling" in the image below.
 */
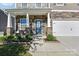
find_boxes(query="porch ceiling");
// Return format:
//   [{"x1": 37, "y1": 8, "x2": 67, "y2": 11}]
[{"x1": 5, "y1": 8, "x2": 52, "y2": 15}]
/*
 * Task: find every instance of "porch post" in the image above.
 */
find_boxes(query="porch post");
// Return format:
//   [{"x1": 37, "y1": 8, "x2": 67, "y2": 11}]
[
  {"x1": 6, "y1": 13, "x2": 12, "y2": 35},
  {"x1": 47, "y1": 12, "x2": 52, "y2": 35},
  {"x1": 14, "y1": 16, "x2": 16, "y2": 33},
  {"x1": 26, "y1": 13, "x2": 29, "y2": 27},
  {"x1": 47, "y1": 13, "x2": 51, "y2": 27}
]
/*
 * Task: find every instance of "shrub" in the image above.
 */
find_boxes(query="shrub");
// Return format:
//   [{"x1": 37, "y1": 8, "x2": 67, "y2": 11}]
[
  {"x1": 6, "y1": 35, "x2": 17, "y2": 42},
  {"x1": 0, "y1": 36, "x2": 6, "y2": 42},
  {"x1": 47, "y1": 34, "x2": 57, "y2": 41},
  {"x1": 0, "y1": 44, "x2": 32, "y2": 56},
  {"x1": 25, "y1": 34, "x2": 33, "y2": 42},
  {"x1": 15, "y1": 34, "x2": 23, "y2": 42}
]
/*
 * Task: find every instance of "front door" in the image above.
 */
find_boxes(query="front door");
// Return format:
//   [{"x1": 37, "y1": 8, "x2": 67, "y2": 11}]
[{"x1": 35, "y1": 19, "x2": 42, "y2": 34}]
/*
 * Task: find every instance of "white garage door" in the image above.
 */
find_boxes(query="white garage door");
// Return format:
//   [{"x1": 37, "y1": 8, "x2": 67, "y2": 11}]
[{"x1": 53, "y1": 21, "x2": 79, "y2": 36}]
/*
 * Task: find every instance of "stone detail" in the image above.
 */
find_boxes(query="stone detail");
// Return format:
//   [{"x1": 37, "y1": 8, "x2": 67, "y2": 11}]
[
  {"x1": 52, "y1": 18, "x2": 79, "y2": 21},
  {"x1": 51, "y1": 12, "x2": 79, "y2": 18},
  {"x1": 46, "y1": 27, "x2": 52, "y2": 35},
  {"x1": 6, "y1": 27, "x2": 13, "y2": 35}
]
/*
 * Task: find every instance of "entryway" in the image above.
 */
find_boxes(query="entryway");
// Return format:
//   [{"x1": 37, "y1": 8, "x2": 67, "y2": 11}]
[
  {"x1": 34, "y1": 19, "x2": 42, "y2": 34},
  {"x1": 30, "y1": 15, "x2": 47, "y2": 36},
  {"x1": 16, "y1": 15, "x2": 47, "y2": 38}
]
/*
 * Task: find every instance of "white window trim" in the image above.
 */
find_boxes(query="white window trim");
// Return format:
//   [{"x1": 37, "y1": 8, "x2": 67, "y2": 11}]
[
  {"x1": 41, "y1": 3, "x2": 49, "y2": 8},
  {"x1": 35, "y1": 3, "x2": 41, "y2": 8},
  {"x1": 55, "y1": 3, "x2": 65, "y2": 6},
  {"x1": 15, "y1": 3, "x2": 16, "y2": 8},
  {"x1": 49, "y1": 3, "x2": 50, "y2": 8},
  {"x1": 35, "y1": 3, "x2": 49, "y2": 8},
  {"x1": 21, "y1": 3, "x2": 22, "y2": 8},
  {"x1": 22, "y1": 3, "x2": 28, "y2": 8}
]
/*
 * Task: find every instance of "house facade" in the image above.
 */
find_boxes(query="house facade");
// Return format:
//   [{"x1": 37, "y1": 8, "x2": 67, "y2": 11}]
[{"x1": 1, "y1": 3, "x2": 79, "y2": 36}]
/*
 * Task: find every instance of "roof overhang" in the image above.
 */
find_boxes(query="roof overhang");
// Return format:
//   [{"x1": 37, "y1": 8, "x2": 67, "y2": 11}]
[{"x1": 5, "y1": 8, "x2": 52, "y2": 15}]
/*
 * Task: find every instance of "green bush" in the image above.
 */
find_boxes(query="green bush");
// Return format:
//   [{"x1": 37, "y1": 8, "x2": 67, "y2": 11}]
[
  {"x1": 15, "y1": 34, "x2": 33, "y2": 42},
  {"x1": 0, "y1": 35, "x2": 32, "y2": 56},
  {"x1": 6, "y1": 35, "x2": 17, "y2": 42},
  {"x1": 25, "y1": 34, "x2": 33, "y2": 42},
  {"x1": 0, "y1": 44, "x2": 32, "y2": 56},
  {"x1": 0, "y1": 36, "x2": 6, "y2": 42},
  {"x1": 0, "y1": 34, "x2": 33, "y2": 42},
  {"x1": 47, "y1": 34, "x2": 57, "y2": 41},
  {"x1": 15, "y1": 34, "x2": 23, "y2": 42}
]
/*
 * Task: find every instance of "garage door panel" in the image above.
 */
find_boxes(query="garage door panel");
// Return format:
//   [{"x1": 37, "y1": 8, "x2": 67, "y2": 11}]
[{"x1": 53, "y1": 21, "x2": 79, "y2": 36}]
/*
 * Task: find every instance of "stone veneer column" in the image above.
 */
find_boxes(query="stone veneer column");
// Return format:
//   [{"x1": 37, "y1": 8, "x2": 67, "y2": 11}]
[
  {"x1": 26, "y1": 13, "x2": 29, "y2": 27},
  {"x1": 47, "y1": 12, "x2": 52, "y2": 35},
  {"x1": 6, "y1": 13, "x2": 12, "y2": 35}
]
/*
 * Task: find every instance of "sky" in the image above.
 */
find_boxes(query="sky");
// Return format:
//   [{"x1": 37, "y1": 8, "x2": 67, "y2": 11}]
[{"x1": 0, "y1": 3, "x2": 15, "y2": 9}]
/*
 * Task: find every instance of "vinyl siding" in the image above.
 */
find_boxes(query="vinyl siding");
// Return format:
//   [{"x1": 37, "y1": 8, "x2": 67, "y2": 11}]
[{"x1": 0, "y1": 9, "x2": 7, "y2": 32}]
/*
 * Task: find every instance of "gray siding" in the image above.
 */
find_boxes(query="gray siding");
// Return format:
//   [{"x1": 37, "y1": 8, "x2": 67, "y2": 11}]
[
  {"x1": 50, "y1": 3, "x2": 79, "y2": 10},
  {"x1": 16, "y1": 3, "x2": 79, "y2": 10},
  {"x1": 0, "y1": 10, "x2": 7, "y2": 32},
  {"x1": 11, "y1": 17, "x2": 15, "y2": 32},
  {"x1": 0, "y1": 10, "x2": 15, "y2": 33},
  {"x1": 51, "y1": 12, "x2": 79, "y2": 18},
  {"x1": 51, "y1": 18, "x2": 79, "y2": 21}
]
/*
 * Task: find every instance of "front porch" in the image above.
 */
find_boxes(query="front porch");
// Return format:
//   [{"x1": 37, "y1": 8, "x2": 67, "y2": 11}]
[{"x1": 5, "y1": 8, "x2": 52, "y2": 37}]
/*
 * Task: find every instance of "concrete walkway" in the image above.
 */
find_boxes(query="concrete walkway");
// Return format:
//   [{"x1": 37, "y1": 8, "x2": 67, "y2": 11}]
[{"x1": 31, "y1": 41, "x2": 78, "y2": 56}]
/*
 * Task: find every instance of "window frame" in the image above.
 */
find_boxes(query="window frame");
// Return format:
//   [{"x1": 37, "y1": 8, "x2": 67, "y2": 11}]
[{"x1": 54, "y1": 3, "x2": 66, "y2": 6}]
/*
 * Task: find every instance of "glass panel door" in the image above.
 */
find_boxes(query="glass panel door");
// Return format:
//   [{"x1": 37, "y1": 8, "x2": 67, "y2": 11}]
[{"x1": 35, "y1": 19, "x2": 42, "y2": 34}]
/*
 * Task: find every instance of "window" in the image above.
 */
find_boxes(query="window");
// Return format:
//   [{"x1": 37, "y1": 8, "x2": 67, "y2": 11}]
[
  {"x1": 36, "y1": 3, "x2": 41, "y2": 8},
  {"x1": 27, "y1": 3, "x2": 35, "y2": 8},
  {"x1": 20, "y1": 18, "x2": 29, "y2": 30},
  {"x1": 41, "y1": 3, "x2": 49, "y2": 8},
  {"x1": 54, "y1": 3, "x2": 66, "y2": 6},
  {"x1": 22, "y1": 3, "x2": 27, "y2": 8},
  {"x1": 16, "y1": 3, "x2": 22, "y2": 8}
]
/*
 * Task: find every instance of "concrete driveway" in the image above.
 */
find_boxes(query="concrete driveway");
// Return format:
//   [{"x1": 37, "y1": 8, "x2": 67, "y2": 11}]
[
  {"x1": 56, "y1": 36, "x2": 79, "y2": 54},
  {"x1": 31, "y1": 41, "x2": 78, "y2": 56}
]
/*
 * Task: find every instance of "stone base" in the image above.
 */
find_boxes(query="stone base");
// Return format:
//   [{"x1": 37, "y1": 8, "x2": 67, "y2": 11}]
[
  {"x1": 6, "y1": 27, "x2": 13, "y2": 35},
  {"x1": 46, "y1": 27, "x2": 52, "y2": 35}
]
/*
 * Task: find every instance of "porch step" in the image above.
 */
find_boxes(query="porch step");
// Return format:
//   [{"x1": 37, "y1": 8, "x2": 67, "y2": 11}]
[{"x1": 29, "y1": 40, "x2": 44, "y2": 52}]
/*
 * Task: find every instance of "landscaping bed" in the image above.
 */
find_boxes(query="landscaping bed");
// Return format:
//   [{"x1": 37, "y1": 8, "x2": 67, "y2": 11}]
[
  {"x1": 45, "y1": 34, "x2": 58, "y2": 42},
  {"x1": 0, "y1": 34, "x2": 33, "y2": 56},
  {"x1": 0, "y1": 44, "x2": 32, "y2": 56}
]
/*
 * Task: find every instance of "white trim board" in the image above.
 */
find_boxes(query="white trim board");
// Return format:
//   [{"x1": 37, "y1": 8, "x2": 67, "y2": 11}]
[{"x1": 51, "y1": 10, "x2": 79, "y2": 12}]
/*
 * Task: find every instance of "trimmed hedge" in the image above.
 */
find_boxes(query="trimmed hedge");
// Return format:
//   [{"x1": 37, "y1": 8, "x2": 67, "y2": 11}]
[{"x1": 47, "y1": 34, "x2": 57, "y2": 41}]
